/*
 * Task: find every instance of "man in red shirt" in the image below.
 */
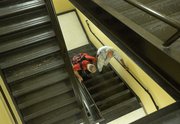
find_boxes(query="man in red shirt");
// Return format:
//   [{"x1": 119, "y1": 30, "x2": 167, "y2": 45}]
[{"x1": 72, "y1": 53, "x2": 97, "y2": 82}]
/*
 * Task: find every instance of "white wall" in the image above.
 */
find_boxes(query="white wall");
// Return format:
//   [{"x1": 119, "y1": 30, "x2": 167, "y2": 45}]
[{"x1": 58, "y1": 11, "x2": 89, "y2": 51}]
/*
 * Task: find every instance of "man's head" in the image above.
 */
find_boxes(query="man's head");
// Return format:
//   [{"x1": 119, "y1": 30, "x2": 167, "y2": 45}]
[
  {"x1": 107, "y1": 50, "x2": 113, "y2": 58},
  {"x1": 87, "y1": 64, "x2": 97, "y2": 73}
]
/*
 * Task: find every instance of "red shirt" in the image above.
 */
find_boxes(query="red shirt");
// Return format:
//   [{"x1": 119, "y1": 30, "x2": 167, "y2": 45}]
[{"x1": 73, "y1": 54, "x2": 96, "y2": 71}]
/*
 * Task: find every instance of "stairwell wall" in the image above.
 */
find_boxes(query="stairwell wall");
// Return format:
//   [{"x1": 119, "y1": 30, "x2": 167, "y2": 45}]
[{"x1": 0, "y1": 77, "x2": 22, "y2": 124}]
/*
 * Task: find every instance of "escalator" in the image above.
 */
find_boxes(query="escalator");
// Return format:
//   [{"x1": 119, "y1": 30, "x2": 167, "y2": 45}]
[
  {"x1": 69, "y1": 44, "x2": 141, "y2": 123},
  {"x1": 0, "y1": 0, "x2": 83, "y2": 123}
]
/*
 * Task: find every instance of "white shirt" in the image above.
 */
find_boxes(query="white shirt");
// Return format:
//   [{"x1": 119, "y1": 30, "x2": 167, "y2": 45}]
[{"x1": 97, "y1": 46, "x2": 121, "y2": 65}]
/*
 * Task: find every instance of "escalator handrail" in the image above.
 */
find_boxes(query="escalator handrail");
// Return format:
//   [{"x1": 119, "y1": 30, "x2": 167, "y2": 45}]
[
  {"x1": 85, "y1": 20, "x2": 159, "y2": 110},
  {"x1": 124, "y1": 0, "x2": 180, "y2": 46}
]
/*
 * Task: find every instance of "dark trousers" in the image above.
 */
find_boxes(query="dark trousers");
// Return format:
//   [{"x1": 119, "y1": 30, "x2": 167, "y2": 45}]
[{"x1": 78, "y1": 70, "x2": 91, "y2": 82}]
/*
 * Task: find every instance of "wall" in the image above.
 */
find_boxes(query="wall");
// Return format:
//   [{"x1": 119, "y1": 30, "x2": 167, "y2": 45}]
[
  {"x1": 0, "y1": 77, "x2": 22, "y2": 124},
  {"x1": 76, "y1": 10, "x2": 175, "y2": 114},
  {"x1": 52, "y1": 0, "x2": 75, "y2": 14}
]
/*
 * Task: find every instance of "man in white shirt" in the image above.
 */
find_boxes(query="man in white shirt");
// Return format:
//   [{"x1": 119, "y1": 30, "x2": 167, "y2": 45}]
[{"x1": 97, "y1": 46, "x2": 128, "y2": 72}]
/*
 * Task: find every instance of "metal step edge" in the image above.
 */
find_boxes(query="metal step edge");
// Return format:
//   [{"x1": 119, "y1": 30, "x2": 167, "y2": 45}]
[
  {"x1": 24, "y1": 98, "x2": 76, "y2": 121},
  {"x1": 12, "y1": 73, "x2": 69, "y2": 98},
  {"x1": 18, "y1": 87, "x2": 73, "y2": 109},
  {"x1": 0, "y1": 15, "x2": 50, "y2": 36},
  {"x1": 6, "y1": 59, "x2": 64, "y2": 83},
  {"x1": 0, "y1": 0, "x2": 45, "y2": 18},
  {"x1": 0, "y1": 30, "x2": 55, "y2": 54},
  {"x1": 1, "y1": 45, "x2": 60, "y2": 69},
  {"x1": 96, "y1": 89, "x2": 131, "y2": 106}
]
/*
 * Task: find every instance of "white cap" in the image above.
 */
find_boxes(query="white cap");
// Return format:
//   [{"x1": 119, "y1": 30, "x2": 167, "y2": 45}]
[{"x1": 87, "y1": 64, "x2": 96, "y2": 73}]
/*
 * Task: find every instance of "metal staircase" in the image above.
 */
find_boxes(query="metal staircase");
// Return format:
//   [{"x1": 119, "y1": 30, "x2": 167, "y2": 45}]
[{"x1": 0, "y1": 0, "x2": 83, "y2": 123}]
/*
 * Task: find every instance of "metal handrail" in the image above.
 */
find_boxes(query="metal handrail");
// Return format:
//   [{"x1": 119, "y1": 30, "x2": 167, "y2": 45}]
[
  {"x1": 86, "y1": 20, "x2": 159, "y2": 110},
  {"x1": 125, "y1": 0, "x2": 180, "y2": 47},
  {"x1": 76, "y1": 78, "x2": 104, "y2": 123}
]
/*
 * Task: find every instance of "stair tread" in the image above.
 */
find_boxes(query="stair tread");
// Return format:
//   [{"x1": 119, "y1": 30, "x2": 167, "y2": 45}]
[
  {"x1": 11, "y1": 68, "x2": 69, "y2": 97},
  {"x1": 26, "y1": 103, "x2": 80, "y2": 124},
  {"x1": 0, "y1": 8, "x2": 50, "y2": 36},
  {"x1": 0, "y1": 24, "x2": 55, "y2": 54},
  {"x1": 4, "y1": 53, "x2": 64, "y2": 83},
  {"x1": 85, "y1": 71, "x2": 115, "y2": 87},
  {"x1": 0, "y1": 38, "x2": 60, "y2": 69},
  {"x1": 17, "y1": 80, "x2": 72, "y2": 109},
  {"x1": 102, "y1": 97, "x2": 140, "y2": 114},
  {"x1": 0, "y1": 0, "x2": 45, "y2": 18},
  {"x1": 54, "y1": 114, "x2": 83, "y2": 124},
  {"x1": 101, "y1": 97, "x2": 141, "y2": 123},
  {"x1": 121, "y1": 0, "x2": 180, "y2": 25},
  {"x1": 96, "y1": 89, "x2": 131, "y2": 106},
  {"x1": 92, "y1": 83, "x2": 125, "y2": 98},
  {"x1": 23, "y1": 92, "x2": 76, "y2": 121},
  {"x1": 88, "y1": 76, "x2": 120, "y2": 92}
]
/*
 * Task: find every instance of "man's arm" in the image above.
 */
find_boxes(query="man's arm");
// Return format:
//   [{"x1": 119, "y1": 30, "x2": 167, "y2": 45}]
[
  {"x1": 74, "y1": 71, "x2": 83, "y2": 82},
  {"x1": 73, "y1": 64, "x2": 83, "y2": 82},
  {"x1": 85, "y1": 54, "x2": 96, "y2": 63}
]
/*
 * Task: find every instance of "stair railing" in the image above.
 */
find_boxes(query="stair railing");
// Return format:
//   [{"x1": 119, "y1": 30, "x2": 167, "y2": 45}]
[
  {"x1": 124, "y1": 0, "x2": 180, "y2": 47},
  {"x1": 44, "y1": 0, "x2": 104, "y2": 123},
  {"x1": 86, "y1": 20, "x2": 159, "y2": 110}
]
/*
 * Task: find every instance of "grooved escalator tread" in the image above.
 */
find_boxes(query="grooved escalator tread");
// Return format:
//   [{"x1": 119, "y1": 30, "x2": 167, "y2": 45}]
[
  {"x1": 0, "y1": 24, "x2": 55, "y2": 54},
  {"x1": 0, "y1": 8, "x2": 50, "y2": 36},
  {"x1": 0, "y1": 38, "x2": 60, "y2": 69},
  {"x1": 17, "y1": 80, "x2": 72, "y2": 109},
  {"x1": 11, "y1": 68, "x2": 69, "y2": 97},
  {"x1": 0, "y1": 0, "x2": 45, "y2": 18},
  {"x1": 4, "y1": 53, "x2": 64, "y2": 83},
  {"x1": 26, "y1": 102, "x2": 81, "y2": 124},
  {"x1": 102, "y1": 97, "x2": 141, "y2": 123},
  {"x1": 92, "y1": 83, "x2": 127, "y2": 102},
  {"x1": 23, "y1": 92, "x2": 76, "y2": 121}
]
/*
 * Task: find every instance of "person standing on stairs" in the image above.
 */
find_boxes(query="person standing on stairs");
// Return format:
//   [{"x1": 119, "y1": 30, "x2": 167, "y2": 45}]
[
  {"x1": 72, "y1": 53, "x2": 97, "y2": 82},
  {"x1": 97, "y1": 46, "x2": 128, "y2": 72}
]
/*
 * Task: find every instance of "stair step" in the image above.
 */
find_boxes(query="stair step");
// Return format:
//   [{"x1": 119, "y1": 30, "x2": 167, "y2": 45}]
[
  {"x1": 4, "y1": 53, "x2": 64, "y2": 83},
  {"x1": 92, "y1": 83, "x2": 127, "y2": 102},
  {"x1": 85, "y1": 71, "x2": 115, "y2": 88},
  {"x1": 17, "y1": 80, "x2": 72, "y2": 109},
  {"x1": 0, "y1": 0, "x2": 45, "y2": 18},
  {"x1": 121, "y1": 0, "x2": 180, "y2": 25},
  {"x1": 23, "y1": 91, "x2": 76, "y2": 121},
  {"x1": 26, "y1": 103, "x2": 81, "y2": 124},
  {"x1": 54, "y1": 114, "x2": 83, "y2": 124},
  {"x1": 0, "y1": 38, "x2": 60, "y2": 69},
  {"x1": 11, "y1": 68, "x2": 69, "y2": 97},
  {"x1": 88, "y1": 76, "x2": 120, "y2": 94},
  {"x1": 97, "y1": 89, "x2": 133, "y2": 110},
  {"x1": 0, "y1": 24, "x2": 55, "y2": 54},
  {"x1": 102, "y1": 97, "x2": 141, "y2": 123},
  {"x1": 0, "y1": 8, "x2": 50, "y2": 36}
]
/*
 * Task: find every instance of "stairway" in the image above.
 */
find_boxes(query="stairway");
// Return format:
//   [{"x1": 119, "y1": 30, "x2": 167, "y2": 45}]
[
  {"x1": 93, "y1": 0, "x2": 180, "y2": 63},
  {"x1": 0, "y1": 0, "x2": 83, "y2": 124},
  {"x1": 69, "y1": 44, "x2": 141, "y2": 123}
]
